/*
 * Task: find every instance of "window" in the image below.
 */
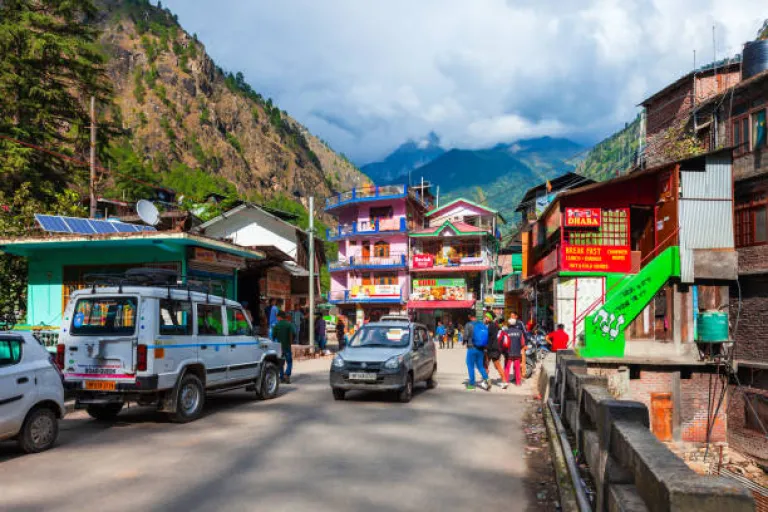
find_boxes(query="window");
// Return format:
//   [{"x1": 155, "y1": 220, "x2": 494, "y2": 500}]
[
  {"x1": 373, "y1": 241, "x2": 390, "y2": 258},
  {"x1": 197, "y1": 304, "x2": 224, "y2": 336},
  {"x1": 0, "y1": 338, "x2": 22, "y2": 367},
  {"x1": 745, "y1": 393, "x2": 768, "y2": 433},
  {"x1": 374, "y1": 273, "x2": 397, "y2": 285},
  {"x1": 71, "y1": 297, "x2": 137, "y2": 336},
  {"x1": 735, "y1": 192, "x2": 768, "y2": 247},
  {"x1": 565, "y1": 208, "x2": 628, "y2": 246},
  {"x1": 226, "y1": 308, "x2": 252, "y2": 336},
  {"x1": 159, "y1": 300, "x2": 192, "y2": 336},
  {"x1": 757, "y1": 208, "x2": 768, "y2": 244},
  {"x1": 752, "y1": 110, "x2": 766, "y2": 150},
  {"x1": 370, "y1": 206, "x2": 393, "y2": 221}
]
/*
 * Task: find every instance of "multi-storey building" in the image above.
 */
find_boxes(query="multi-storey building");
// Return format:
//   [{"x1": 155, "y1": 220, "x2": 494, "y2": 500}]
[
  {"x1": 408, "y1": 199, "x2": 504, "y2": 329},
  {"x1": 326, "y1": 184, "x2": 432, "y2": 326}
]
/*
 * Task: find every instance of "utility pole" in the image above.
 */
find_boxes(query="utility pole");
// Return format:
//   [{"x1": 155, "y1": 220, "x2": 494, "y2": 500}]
[
  {"x1": 308, "y1": 196, "x2": 315, "y2": 353},
  {"x1": 89, "y1": 96, "x2": 96, "y2": 219}
]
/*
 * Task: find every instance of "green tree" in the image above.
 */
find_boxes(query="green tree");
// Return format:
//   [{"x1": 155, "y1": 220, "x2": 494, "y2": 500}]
[{"x1": 0, "y1": 0, "x2": 113, "y2": 198}]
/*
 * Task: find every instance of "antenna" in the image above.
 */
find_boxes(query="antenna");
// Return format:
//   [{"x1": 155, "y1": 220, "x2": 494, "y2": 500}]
[{"x1": 136, "y1": 199, "x2": 160, "y2": 226}]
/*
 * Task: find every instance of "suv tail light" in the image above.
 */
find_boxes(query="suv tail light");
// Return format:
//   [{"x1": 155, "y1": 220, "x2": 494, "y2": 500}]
[
  {"x1": 137, "y1": 344, "x2": 148, "y2": 372},
  {"x1": 55, "y1": 344, "x2": 65, "y2": 370}
]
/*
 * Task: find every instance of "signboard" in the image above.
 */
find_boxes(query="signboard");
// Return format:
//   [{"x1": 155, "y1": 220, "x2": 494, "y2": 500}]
[
  {"x1": 535, "y1": 192, "x2": 556, "y2": 215},
  {"x1": 189, "y1": 247, "x2": 245, "y2": 269},
  {"x1": 565, "y1": 208, "x2": 601, "y2": 228},
  {"x1": 350, "y1": 284, "x2": 401, "y2": 299},
  {"x1": 411, "y1": 278, "x2": 467, "y2": 301},
  {"x1": 562, "y1": 245, "x2": 631, "y2": 273},
  {"x1": 264, "y1": 267, "x2": 291, "y2": 300},
  {"x1": 412, "y1": 254, "x2": 434, "y2": 269}
]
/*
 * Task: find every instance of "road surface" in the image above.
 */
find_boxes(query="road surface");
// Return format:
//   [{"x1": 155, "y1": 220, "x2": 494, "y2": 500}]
[{"x1": 0, "y1": 348, "x2": 531, "y2": 511}]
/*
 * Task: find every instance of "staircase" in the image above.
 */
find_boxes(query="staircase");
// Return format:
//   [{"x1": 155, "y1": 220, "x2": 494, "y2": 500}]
[{"x1": 580, "y1": 246, "x2": 680, "y2": 358}]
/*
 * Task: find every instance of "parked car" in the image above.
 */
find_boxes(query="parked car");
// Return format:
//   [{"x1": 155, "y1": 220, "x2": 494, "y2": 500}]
[
  {"x1": 329, "y1": 320, "x2": 437, "y2": 403},
  {"x1": 0, "y1": 332, "x2": 66, "y2": 453},
  {"x1": 57, "y1": 276, "x2": 283, "y2": 423}
]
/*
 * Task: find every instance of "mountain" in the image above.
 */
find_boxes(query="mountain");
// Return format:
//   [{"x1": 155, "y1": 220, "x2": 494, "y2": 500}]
[
  {"x1": 577, "y1": 115, "x2": 642, "y2": 181},
  {"x1": 94, "y1": 0, "x2": 368, "y2": 213},
  {"x1": 361, "y1": 132, "x2": 445, "y2": 183},
  {"x1": 409, "y1": 137, "x2": 584, "y2": 227}
]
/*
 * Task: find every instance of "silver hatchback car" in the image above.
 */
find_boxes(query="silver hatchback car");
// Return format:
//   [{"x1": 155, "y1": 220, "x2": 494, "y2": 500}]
[{"x1": 329, "y1": 321, "x2": 437, "y2": 402}]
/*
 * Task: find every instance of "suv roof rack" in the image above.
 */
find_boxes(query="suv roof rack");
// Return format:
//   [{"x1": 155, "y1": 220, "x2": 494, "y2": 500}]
[{"x1": 83, "y1": 268, "x2": 229, "y2": 304}]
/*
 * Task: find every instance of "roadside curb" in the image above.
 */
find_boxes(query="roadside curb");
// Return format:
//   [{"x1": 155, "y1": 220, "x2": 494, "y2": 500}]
[{"x1": 543, "y1": 401, "x2": 580, "y2": 512}]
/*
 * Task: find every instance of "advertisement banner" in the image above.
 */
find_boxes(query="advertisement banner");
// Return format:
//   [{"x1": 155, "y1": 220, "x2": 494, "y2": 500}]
[
  {"x1": 411, "y1": 278, "x2": 467, "y2": 301},
  {"x1": 412, "y1": 254, "x2": 434, "y2": 268},
  {"x1": 265, "y1": 267, "x2": 291, "y2": 299},
  {"x1": 561, "y1": 245, "x2": 631, "y2": 273},
  {"x1": 190, "y1": 247, "x2": 245, "y2": 269},
  {"x1": 350, "y1": 284, "x2": 401, "y2": 299},
  {"x1": 565, "y1": 208, "x2": 602, "y2": 228}
]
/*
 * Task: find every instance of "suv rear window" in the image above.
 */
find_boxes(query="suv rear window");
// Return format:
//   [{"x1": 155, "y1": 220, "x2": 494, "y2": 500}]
[{"x1": 71, "y1": 297, "x2": 137, "y2": 336}]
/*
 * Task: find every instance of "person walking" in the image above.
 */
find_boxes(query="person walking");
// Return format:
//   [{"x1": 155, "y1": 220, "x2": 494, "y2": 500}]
[
  {"x1": 335, "y1": 317, "x2": 346, "y2": 351},
  {"x1": 290, "y1": 305, "x2": 304, "y2": 344},
  {"x1": 267, "y1": 299, "x2": 280, "y2": 339},
  {"x1": 272, "y1": 311, "x2": 296, "y2": 384},
  {"x1": 435, "y1": 320, "x2": 446, "y2": 349},
  {"x1": 315, "y1": 313, "x2": 328, "y2": 354},
  {"x1": 446, "y1": 321, "x2": 455, "y2": 349},
  {"x1": 504, "y1": 312, "x2": 528, "y2": 386},
  {"x1": 484, "y1": 313, "x2": 509, "y2": 389},
  {"x1": 464, "y1": 312, "x2": 490, "y2": 391}
]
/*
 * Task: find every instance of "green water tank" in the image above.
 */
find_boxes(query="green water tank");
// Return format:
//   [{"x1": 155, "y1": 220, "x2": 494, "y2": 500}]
[{"x1": 697, "y1": 312, "x2": 729, "y2": 343}]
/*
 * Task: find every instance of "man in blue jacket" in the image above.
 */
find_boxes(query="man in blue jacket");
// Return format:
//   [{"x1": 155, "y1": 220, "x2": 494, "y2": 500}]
[{"x1": 464, "y1": 312, "x2": 490, "y2": 391}]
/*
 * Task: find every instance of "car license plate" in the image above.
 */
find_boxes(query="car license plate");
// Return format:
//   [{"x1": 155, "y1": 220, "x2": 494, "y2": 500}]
[
  {"x1": 348, "y1": 372, "x2": 377, "y2": 381},
  {"x1": 85, "y1": 380, "x2": 116, "y2": 391}
]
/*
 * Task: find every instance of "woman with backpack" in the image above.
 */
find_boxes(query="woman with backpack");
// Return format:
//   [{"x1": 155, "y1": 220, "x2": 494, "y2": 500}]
[
  {"x1": 503, "y1": 312, "x2": 528, "y2": 386},
  {"x1": 484, "y1": 313, "x2": 509, "y2": 389}
]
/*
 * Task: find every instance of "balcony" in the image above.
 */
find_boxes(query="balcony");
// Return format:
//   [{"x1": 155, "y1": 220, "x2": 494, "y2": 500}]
[
  {"x1": 328, "y1": 253, "x2": 408, "y2": 272},
  {"x1": 328, "y1": 285, "x2": 404, "y2": 304},
  {"x1": 409, "y1": 253, "x2": 492, "y2": 273},
  {"x1": 325, "y1": 184, "x2": 432, "y2": 212},
  {"x1": 326, "y1": 217, "x2": 407, "y2": 241}
]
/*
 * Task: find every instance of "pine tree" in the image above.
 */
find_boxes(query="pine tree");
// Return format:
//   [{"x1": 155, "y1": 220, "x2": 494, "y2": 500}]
[{"x1": 0, "y1": 0, "x2": 112, "y2": 198}]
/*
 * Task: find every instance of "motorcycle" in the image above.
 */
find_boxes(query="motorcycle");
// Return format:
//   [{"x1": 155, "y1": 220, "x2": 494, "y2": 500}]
[{"x1": 524, "y1": 327, "x2": 551, "y2": 378}]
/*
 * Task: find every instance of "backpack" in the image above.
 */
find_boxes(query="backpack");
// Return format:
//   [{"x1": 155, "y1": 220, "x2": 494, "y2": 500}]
[
  {"x1": 498, "y1": 329, "x2": 511, "y2": 351},
  {"x1": 472, "y1": 321, "x2": 489, "y2": 347}
]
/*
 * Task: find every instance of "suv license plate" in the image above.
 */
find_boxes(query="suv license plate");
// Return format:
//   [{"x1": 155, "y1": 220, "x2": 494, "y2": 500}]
[
  {"x1": 348, "y1": 372, "x2": 376, "y2": 381},
  {"x1": 85, "y1": 380, "x2": 116, "y2": 391}
]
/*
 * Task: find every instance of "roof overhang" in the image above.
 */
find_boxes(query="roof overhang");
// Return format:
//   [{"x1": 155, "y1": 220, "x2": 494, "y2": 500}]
[
  {"x1": 409, "y1": 220, "x2": 489, "y2": 238},
  {"x1": 407, "y1": 300, "x2": 476, "y2": 310},
  {"x1": 0, "y1": 232, "x2": 265, "y2": 260},
  {"x1": 427, "y1": 198, "x2": 503, "y2": 221}
]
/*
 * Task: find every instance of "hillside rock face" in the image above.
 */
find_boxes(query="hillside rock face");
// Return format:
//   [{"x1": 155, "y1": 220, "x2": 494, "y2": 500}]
[{"x1": 97, "y1": 0, "x2": 368, "y2": 207}]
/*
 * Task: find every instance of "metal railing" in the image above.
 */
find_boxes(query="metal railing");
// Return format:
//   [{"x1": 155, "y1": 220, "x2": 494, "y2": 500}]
[
  {"x1": 329, "y1": 253, "x2": 407, "y2": 270},
  {"x1": 326, "y1": 217, "x2": 408, "y2": 240},
  {"x1": 328, "y1": 289, "x2": 404, "y2": 303},
  {"x1": 325, "y1": 184, "x2": 433, "y2": 210},
  {"x1": 409, "y1": 253, "x2": 491, "y2": 269}
]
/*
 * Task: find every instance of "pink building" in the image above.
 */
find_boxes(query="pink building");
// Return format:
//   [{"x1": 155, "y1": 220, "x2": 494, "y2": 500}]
[{"x1": 326, "y1": 184, "x2": 432, "y2": 325}]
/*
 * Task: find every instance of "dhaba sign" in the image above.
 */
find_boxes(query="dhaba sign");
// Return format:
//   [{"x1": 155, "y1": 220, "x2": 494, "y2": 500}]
[
  {"x1": 565, "y1": 208, "x2": 601, "y2": 228},
  {"x1": 562, "y1": 245, "x2": 631, "y2": 273}
]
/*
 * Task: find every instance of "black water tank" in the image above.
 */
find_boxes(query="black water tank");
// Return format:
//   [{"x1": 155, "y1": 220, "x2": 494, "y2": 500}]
[{"x1": 743, "y1": 39, "x2": 768, "y2": 79}]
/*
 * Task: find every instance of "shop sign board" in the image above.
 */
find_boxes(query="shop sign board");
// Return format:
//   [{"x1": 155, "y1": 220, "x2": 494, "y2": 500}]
[
  {"x1": 189, "y1": 247, "x2": 245, "y2": 269},
  {"x1": 412, "y1": 254, "x2": 434, "y2": 268},
  {"x1": 265, "y1": 267, "x2": 291, "y2": 300},
  {"x1": 411, "y1": 278, "x2": 467, "y2": 301},
  {"x1": 565, "y1": 208, "x2": 601, "y2": 228},
  {"x1": 350, "y1": 284, "x2": 401, "y2": 299},
  {"x1": 561, "y1": 245, "x2": 631, "y2": 273}
]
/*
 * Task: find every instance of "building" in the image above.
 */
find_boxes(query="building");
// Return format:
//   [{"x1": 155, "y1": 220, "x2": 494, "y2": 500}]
[
  {"x1": 408, "y1": 198, "x2": 504, "y2": 329},
  {"x1": 514, "y1": 172, "x2": 596, "y2": 224},
  {"x1": 639, "y1": 58, "x2": 742, "y2": 168},
  {"x1": 325, "y1": 183, "x2": 432, "y2": 326}
]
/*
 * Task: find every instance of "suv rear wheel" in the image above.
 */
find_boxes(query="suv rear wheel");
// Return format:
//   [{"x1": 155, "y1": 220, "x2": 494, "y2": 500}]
[
  {"x1": 18, "y1": 407, "x2": 58, "y2": 453},
  {"x1": 86, "y1": 403, "x2": 123, "y2": 421},
  {"x1": 170, "y1": 373, "x2": 205, "y2": 423}
]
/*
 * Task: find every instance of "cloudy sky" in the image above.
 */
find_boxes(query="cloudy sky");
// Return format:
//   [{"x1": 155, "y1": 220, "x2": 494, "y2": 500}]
[{"x1": 163, "y1": 0, "x2": 765, "y2": 164}]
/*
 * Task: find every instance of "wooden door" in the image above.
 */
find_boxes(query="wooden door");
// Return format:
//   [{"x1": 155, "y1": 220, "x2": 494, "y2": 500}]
[
  {"x1": 651, "y1": 392, "x2": 673, "y2": 441},
  {"x1": 362, "y1": 242, "x2": 371, "y2": 261}
]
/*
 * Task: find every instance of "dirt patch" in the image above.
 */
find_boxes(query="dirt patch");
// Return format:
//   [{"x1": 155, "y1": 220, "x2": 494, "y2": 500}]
[{"x1": 522, "y1": 396, "x2": 561, "y2": 511}]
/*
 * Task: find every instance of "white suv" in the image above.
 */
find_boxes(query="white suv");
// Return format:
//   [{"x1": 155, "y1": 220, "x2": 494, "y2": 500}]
[
  {"x1": 0, "y1": 332, "x2": 66, "y2": 453},
  {"x1": 57, "y1": 284, "x2": 282, "y2": 423}
]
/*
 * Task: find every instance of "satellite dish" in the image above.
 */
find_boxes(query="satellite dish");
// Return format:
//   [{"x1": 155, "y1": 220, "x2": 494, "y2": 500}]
[{"x1": 136, "y1": 200, "x2": 160, "y2": 226}]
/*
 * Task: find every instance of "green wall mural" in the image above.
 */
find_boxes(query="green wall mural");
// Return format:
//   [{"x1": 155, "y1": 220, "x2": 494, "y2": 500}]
[{"x1": 580, "y1": 246, "x2": 680, "y2": 358}]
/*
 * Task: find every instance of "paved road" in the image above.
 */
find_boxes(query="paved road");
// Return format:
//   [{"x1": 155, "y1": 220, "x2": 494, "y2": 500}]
[{"x1": 0, "y1": 349, "x2": 531, "y2": 512}]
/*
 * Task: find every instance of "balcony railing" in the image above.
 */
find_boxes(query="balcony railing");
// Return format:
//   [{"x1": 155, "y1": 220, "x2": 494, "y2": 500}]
[
  {"x1": 325, "y1": 184, "x2": 432, "y2": 211},
  {"x1": 409, "y1": 253, "x2": 492, "y2": 271},
  {"x1": 329, "y1": 253, "x2": 408, "y2": 272},
  {"x1": 328, "y1": 287, "x2": 404, "y2": 304},
  {"x1": 326, "y1": 217, "x2": 408, "y2": 241}
]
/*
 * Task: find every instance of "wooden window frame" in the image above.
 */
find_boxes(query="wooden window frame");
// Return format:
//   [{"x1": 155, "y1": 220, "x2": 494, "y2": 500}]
[
  {"x1": 735, "y1": 192, "x2": 768, "y2": 247},
  {"x1": 732, "y1": 115, "x2": 750, "y2": 156}
]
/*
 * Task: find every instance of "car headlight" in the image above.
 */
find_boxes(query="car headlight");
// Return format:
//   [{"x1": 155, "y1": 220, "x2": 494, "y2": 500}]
[
  {"x1": 332, "y1": 355, "x2": 345, "y2": 369},
  {"x1": 384, "y1": 355, "x2": 403, "y2": 369}
]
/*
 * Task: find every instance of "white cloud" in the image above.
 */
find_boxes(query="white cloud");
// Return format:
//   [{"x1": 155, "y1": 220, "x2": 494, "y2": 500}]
[{"x1": 163, "y1": 0, "x2": 766, "y2": 163}]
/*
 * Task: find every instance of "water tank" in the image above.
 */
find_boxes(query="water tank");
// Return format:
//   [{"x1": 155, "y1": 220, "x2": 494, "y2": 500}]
[
  {"x1": 697, "y1": 311, "x2": 729, "y2": 343},
  {"x1": 742, "y1": 40, "x2": 768, "y2": 80}
]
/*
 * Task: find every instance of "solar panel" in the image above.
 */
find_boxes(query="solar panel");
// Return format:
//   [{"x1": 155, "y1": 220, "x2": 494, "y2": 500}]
[
  {"x1": 90, "y1": 219, "x2": 117, "y2": 234},
  {"x1": 64, "y1": 217, "x2": 97, "y2": 235},
  {"x1": 35, "y1": 214, "x2": 71, "y2": 233},
  {"x1": 112, "y1": 222, "x2": 137, "y2": 233}
]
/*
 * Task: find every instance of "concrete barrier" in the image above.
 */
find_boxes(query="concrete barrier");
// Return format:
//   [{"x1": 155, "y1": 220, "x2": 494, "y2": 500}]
[{"x1": 552, "y1": 356, "x2": 755, "y2": 512}]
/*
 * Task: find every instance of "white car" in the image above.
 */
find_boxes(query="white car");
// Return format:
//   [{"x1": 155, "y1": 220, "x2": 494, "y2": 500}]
[
  {"x1": 0, "y1": 332, "x2": 66, "y2": 453},
  {"x1": 57, "y1": 279, "x2": 283, "y2": 423}
]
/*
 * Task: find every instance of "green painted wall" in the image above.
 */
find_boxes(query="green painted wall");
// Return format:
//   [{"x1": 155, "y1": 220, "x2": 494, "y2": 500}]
[
  {"x1": 580, "y1": 246, "x2": 680, "y2": 358},
  {"x1": 26, "y1": 246, "x2": 185, "y2": 327}
]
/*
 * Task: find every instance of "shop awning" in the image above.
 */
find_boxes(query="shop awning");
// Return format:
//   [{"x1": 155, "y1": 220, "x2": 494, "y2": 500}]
[{"x1": 408, "y1": 300, "x2": 476, "y2": 310}]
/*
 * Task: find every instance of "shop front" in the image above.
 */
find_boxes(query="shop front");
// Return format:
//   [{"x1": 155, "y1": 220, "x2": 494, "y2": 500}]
[{"x1": 408, "y1": 277, "x2": 477, "y2": 330}]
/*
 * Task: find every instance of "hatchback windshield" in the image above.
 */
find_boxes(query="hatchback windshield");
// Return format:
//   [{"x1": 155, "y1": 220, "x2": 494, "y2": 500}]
[
  {"x1": 71, "y1": 297, "x2": 137, "y2": 336},
  {"x1": 349, "y1": 325, "x2": 410, "y2": 348}
]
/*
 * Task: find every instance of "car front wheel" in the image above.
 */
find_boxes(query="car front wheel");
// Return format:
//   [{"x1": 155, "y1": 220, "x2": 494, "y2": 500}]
[
  {"x1": 426, "y1": 365, "x2": 438, "y2": 389},
  {"x1": 398, "y1": 373, "x2": 413, "y2": 403},
  {"x1": 18, "y1": 407, "x2": 59, "y2": 453},
  {"x1": 256, "y1": 362, "x2": 280, "y2": 400},
  {"x1": 332, "y1": 388, "x2": 345, "y2": 401}
]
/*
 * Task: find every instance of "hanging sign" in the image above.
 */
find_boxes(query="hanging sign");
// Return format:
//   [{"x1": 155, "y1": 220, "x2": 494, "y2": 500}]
[
  {"x1": 411, "y1": 278, "x2": 467, "y2": 301},
  {"x1": 565, "y1": 208, "x2": 602, "y2": 228},
  {"x1": 412, "y1": 254, "x2": 434, "y2": 268},
  {"x1": 562, "y1": 245, "x2": 631, "y2": 273},
  {"x1": 189, "y1": 247, "x2": 245, "y2": 269}
]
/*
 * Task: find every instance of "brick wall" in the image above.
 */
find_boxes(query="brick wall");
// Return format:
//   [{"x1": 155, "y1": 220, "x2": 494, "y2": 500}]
[
  {"x1": 588, "y1": 367, "x2": 727, "y2": 442},
  {"x1": 728, "y1": 384, "x2": 768, "y2": 465},
  {"x1": 729, "y1": 274, "x2": 768, "y2": 363}
]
